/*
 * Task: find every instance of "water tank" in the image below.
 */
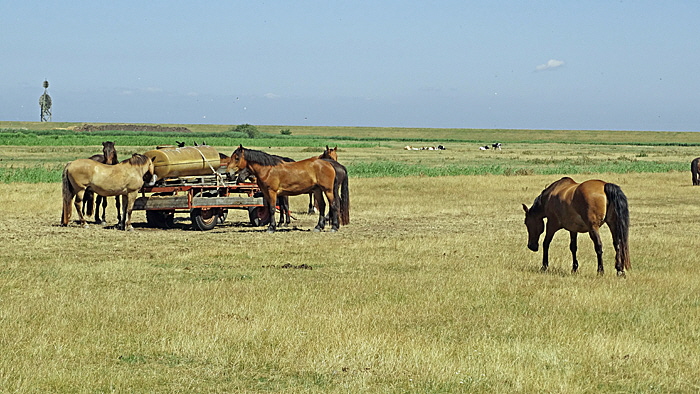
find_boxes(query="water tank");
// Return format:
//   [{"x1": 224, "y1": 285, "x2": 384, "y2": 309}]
[{"x1": 143, "y1": 145, "x2": 223, "y2": 179}]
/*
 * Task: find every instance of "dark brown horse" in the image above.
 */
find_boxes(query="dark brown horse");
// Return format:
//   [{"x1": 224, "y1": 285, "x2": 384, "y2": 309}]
[
  {"x1": 691, "y1": 157, "x2": 700, "y2": 185},
  {"x1": 227, "y1": 145, "x2": 348, "y2": 233},
  {"x1": 309, "y1": 146, "x2": 340, "y2": 214},
  {"x1": 318, "y1": 146, "x2": 349, "y2": 225},
  {"x1": 522, "y1": 177, "x2": 630, "y2": 276},
  {"x1": 82, "y1": 141, "x2": 121, "y2": 224},
  {"x1": 62, "y1": 154, "x2": 156, "y2": 230}
]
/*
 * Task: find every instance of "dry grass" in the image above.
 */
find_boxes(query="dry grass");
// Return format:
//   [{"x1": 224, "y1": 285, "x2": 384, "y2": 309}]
[{"x1": 1, "y1": 171, "x2": 699, "y2": 393}]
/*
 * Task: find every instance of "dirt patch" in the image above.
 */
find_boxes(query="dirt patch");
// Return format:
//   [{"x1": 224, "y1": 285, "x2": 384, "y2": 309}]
[{"x1": 74, "y1": 124, "x2": 192, "y2": 133}]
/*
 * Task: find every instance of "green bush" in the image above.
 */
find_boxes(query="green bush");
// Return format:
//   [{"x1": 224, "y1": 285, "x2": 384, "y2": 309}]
[
  {"x1": 280, "y1": 129, "x2": 292, "y2": 135},
  {"x1": 233, "y1": 124, "x2": 261, "y2": 139}
]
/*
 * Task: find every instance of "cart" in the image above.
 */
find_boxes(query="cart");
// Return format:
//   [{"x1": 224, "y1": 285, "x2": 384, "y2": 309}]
[{"x1": 133, "y1": 174, "x2": 269, "y2": 231}]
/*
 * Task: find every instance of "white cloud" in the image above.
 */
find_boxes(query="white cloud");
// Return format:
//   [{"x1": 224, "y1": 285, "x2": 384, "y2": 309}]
[
  {"x1": 264, "y1": 93, "x2": 281, "y2": 99},
  {"x1": 535, "y1": 59, "x2": 565, "y2": 71}
]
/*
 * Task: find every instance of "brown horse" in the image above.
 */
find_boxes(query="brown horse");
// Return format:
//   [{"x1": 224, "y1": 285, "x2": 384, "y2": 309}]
[
  {"x1": 82, "y1": 141, "x2": 121, "y2": 224},
  {"x1": 522, "y1": 177, "x2": 630, "y2": 276},
  {"x1": 307, "y1": 146, "x2": 341, "y2": 214},
  {"x1": 318, "y1": 146, "x2": 349, "y2": 225},
  {"x1": 691, "y1": 157, "x2": 700, "y2": 185},
  {"x1": 62, "y1": 154, "x2": 156, "y2": 231},
  {"x1": 227, "y1": 145, "x2": 348, "y2": 233}
]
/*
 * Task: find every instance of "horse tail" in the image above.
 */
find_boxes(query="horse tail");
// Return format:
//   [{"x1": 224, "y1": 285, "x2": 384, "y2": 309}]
[
  {"x1": 61, "y1": 164, "x2": 74, "y2": 225},
  {"x1": 338, "y1": 169, "x2": 350, "y2": 225},
  {"x1": 692, "y1": 158, "x2": 699, "y2": 185},
  {"x1": 605, "y1": 183, "x2": 630, "y2": 270}
]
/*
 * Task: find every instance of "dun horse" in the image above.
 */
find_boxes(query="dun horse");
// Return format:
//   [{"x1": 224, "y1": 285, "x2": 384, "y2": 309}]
[
  {"x1": 82, "y1": 141, "x2": 121, "y2": 224},
  {"x1": 227, "y1": 145, "x2": 349, "y2": 233},
  {"x1": 522, "y1": 177, "x2": 630, "y2": 276},
  {"x1": 62, "y1": 154, "x2": 156, "y2": 231},
  {"x1": 691, "y1": 157, "x2": 700, "y2": 185}
]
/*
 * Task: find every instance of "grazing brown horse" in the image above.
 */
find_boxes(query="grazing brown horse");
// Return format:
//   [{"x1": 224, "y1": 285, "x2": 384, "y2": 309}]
[
  {"x1": 62, "y1": 154, "x2": 156, "y2": 231},
  {"x1": 522, "y1": 177, "x2": 630, "y2": 276},
  {"x1": 227, "y1": 145, "x2": 348, "y2": 233},
  {"x1": 691, "y1": 157, "x2": 700, "y2": 185},
  {"x1": 82, "y1": 141, "x2": 121, "y2": 224}
]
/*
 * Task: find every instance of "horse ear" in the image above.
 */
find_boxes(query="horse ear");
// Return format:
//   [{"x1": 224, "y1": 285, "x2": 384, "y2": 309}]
[
  {"x1": 238, "y1": 144, "x2": 243, "y2": 149},
  {"x1": 522, "y1": 204, "x2": 529, "y2": 213}
]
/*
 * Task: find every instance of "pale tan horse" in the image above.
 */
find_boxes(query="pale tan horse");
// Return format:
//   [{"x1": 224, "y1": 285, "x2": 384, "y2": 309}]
[
  {"x1": 62, "y1": 154, "x2": 156, "y2": 230},
  {"x1": 522, "y1": 177, "x2": 630, "y2": 276}
]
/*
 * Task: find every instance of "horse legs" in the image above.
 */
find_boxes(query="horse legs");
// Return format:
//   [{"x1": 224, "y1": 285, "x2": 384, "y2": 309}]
[
  {"x1": 94, "y1": 194, "x2": 106, "y2": 224},
  {"x1": 588, "y1": 229, "x2": 604, "y2": 275},
  {"x1": 265, "y1": 190, "x2": 278, "y2": 233},
  {"x1": 307, "y1": 193, "x2": 316, "y2": 214},
  {"x1": 540, "y1": 225, "x2": 558, "y2": 272},
  {"x1": 323, "y1": 188, "x2": 339, "y2": 232},
  {"x1": 277, "y1": 196, "x2": 290, "y2": 227},
  {"x1": 120, "y1": 192, "x2": 137, "y2": 231},
  {"x1": 569, "y1": 231, "x2": 579, "y2": 273},
  {"x1": 607, "y1": 221, "x2": 625, "y2": 276},
  {"x1": 313, "y1": 189, "x2": 326, "y2": 232},
  {"x1": 73, "y1": 189, "x2": 89, "y2": 228},
  {"x1": 115, "y1": 196, "x2": 122, "y2": 224}
]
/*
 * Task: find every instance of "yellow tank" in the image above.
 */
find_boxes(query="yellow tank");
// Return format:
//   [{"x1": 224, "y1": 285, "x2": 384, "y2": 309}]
[{"x1": 143, "y1": 145, "x2": 222, "y2": 179}]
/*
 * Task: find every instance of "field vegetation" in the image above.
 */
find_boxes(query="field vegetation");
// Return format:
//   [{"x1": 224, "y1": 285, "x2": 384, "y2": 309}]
[{"x1": 1, "y1": 122, "x2": 700, "y2": 392}]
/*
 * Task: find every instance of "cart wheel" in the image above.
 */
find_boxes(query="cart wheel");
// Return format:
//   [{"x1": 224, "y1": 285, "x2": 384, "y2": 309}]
[
  {"x1": 248, "y1": 206, "x2": 270, "y2": 226},
  {"x1": 191, "y1": 208, "x2": 219, "y2": 231},
  {"x1": 146, "y1": 210, "x2": 175, "y2": 228}
]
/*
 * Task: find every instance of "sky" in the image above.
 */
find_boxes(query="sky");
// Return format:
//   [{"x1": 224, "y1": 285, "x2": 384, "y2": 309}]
[{"x1": 2, "y1": 1, "x2": 700, "y2": 131}]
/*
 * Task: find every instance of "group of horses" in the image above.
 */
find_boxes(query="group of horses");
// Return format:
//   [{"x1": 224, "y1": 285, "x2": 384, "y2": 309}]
[
  {"x1": 59, "y1": 139, "x2": 648, "y2": 276},
  {"x1": 61, "y1": 143, "x2": 157, "y2": 231},
  {"x1": 225, "y1": 145, "x2": 350, "y2": 233},
  {"x1": 60, "y1": 143, "x2": 349, "y2": 234}
]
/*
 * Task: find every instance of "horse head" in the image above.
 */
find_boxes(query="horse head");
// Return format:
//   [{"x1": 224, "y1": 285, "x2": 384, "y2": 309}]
[
  {"x1": 102, "y1": 141, "x2": 118, "y2": 164},
  {"x1": 130, "y1": 154, "x2": 157, "y2": 186},
  {"x1": 522, "y1": 203, "x2": 544, "y2": 252},
  {"x1": 322, "y1": 145, "x2": 338, "y2": 161},
  {"x1": 226, "y1": 145, "x2": 248, "y2": 175}
]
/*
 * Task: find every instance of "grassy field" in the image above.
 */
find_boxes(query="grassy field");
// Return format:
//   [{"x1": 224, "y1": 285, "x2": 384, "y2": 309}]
[
  {"x1": 1, "y1": 123, "x2": 700, "y2": 392},
  {"x1": 2, "y1": 172, "x2": 700, "y2": 393},
  {"x1": 1, "y1": 122, "x2": 699, "y2": 182}
]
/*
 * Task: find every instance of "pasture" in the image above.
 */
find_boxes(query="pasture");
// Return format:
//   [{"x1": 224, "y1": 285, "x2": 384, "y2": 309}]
[{"x1": 1, "y1": 125, "x2": 700, "y2": 392}]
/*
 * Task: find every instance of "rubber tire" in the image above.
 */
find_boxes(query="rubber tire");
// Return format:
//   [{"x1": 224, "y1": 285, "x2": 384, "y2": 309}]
[
  {"x1": 248, "y1": 206, "x2": 270, "y2": 226},
  {"x1": 190, "y1": 208, "x2": 219, "y2": 231}
]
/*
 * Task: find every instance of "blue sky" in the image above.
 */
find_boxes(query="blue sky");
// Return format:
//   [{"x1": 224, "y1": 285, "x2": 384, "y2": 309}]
[{"x1": 2, "y1": 1, "x2": 699, "y2": 131}]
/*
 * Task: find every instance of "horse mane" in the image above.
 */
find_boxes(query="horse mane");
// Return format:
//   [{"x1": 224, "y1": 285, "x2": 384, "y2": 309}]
[
  {"x1": 530, "y1": 177, "x2": 573, "y2": 215},
  {"x1": 237, "y1": 147, "x2": 284, "y2": 166},
  {"x1": 123, "y1": 153, "x2": 150, "y2": 166}
]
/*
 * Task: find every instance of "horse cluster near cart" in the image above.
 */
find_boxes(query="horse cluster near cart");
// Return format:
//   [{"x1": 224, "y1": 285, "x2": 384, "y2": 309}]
[{"x1": 61, "y1": 143, "x2": 348, "y2": 232}]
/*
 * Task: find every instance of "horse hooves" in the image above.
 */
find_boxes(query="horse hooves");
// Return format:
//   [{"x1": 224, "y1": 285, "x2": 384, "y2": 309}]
[
  {"x1": 266, "y1": 228, "x2": 276, "y2": 233},
  {"x1": 330, "y1": 228, "x2": 338, "y2": 233},
  {"x1": 82, "y1": 224, "x2": 90, "y2": 229},
  {"x1": 313, "y1": 227, "x2": 322, "y2": 232},
  {"x1": 616, "y1": 271, "x2": 626, "y2": 278}
]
